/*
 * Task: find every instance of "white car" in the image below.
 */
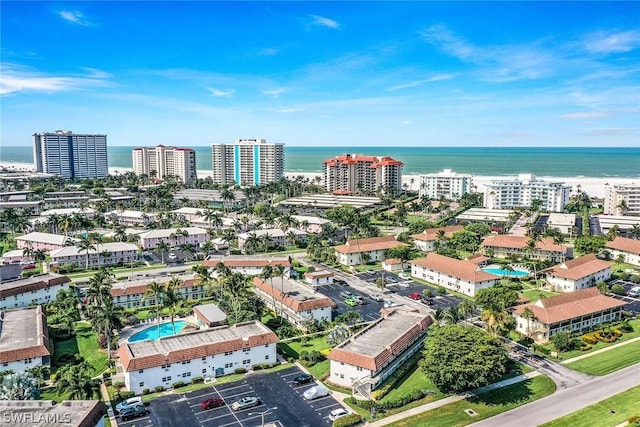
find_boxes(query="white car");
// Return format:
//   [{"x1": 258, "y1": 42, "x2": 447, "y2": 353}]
[
  {"x1": 329, "y1": 408, "x2": 351, "y2": 421},
  {"x1": 303, "y1": 385, "x2": 329, "y2": 400},
  {"x1": 369, "y1": 293, "x2": 384, "y2": 302},
  {"x1": 231, "y1": 396, "x2": 259, "y2": 411},
  {"x1": 168, "y1": 252, "x2": 177, "y2": 260},
  {"x1": 398, "y1": 273, "x2": 410, "y2": 280},
  {"x1": 115, "y1": 396, "x2": 143, "y2": 413}
]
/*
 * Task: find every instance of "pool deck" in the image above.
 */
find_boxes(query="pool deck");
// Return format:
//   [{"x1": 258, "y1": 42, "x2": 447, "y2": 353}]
[{"x1": 118, "y1": 316, "x2": 194, "y2": 343}]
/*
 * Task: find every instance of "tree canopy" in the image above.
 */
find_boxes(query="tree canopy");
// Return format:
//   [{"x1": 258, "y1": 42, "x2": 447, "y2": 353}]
[
  {"x1": 420, "y1": 325, "x2": 510, "y2": 393},
  {"x1": 475, "y1": 285, "x2": 519, "y2": 312}
]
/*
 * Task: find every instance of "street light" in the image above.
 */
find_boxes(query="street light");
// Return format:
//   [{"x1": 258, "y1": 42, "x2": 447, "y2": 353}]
[{"x1": 248, "y1": 406, "x2": 277, "y2": 427}]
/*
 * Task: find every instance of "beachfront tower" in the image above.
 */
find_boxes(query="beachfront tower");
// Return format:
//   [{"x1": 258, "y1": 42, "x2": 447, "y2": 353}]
[
  {"x1": 322, "y1": 154, "x2": 403, "y2": 196},
  {"x1": 33, "y1": 130, "x2": 108, "y2": 179},
  {"x1": 419, "y1": 169, "x2": 473, "y2": 200},
  {"x1": 132, "y1": 145, "x2": 197, "y2": 184},
  {"x1": 604, "y1": 183, "x2": 640, "y2": 216},
  {"x1": 211, "y1": 139, "x2": 284, "y2": 186},
  {"x1": 483, "y1": 173, "x2": 571, "y2": 212}
]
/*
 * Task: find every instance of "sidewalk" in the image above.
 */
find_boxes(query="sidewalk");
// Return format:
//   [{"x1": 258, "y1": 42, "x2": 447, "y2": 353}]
[
  {"x1": 100, "y1": 382, "x2": 118, "y2": 427},
  {"x1": 561, "y1": 336, "x2": 640, "y2": 364},
  {"x1": 366, "y1": 372, "x2": 540, "y2": 427}
]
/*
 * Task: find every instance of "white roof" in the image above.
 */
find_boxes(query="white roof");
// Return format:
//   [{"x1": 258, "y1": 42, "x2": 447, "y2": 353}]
[
  {"x1": 138, "y1": 227, "x2": 208, "y2": 239},
  {"x1": 172, "y1": 207, "x2": 205, "y2": 215},
  {"x1": 16, "y1": 232, "x2": 76, "y2": 246},
  {"x1": 50, "y1": 242, "x2": 138, "y2": 258},
  {"x1": 292, "y1": 215, "x2": 331, "y2": 225},
  {"x1": 40, "y1": 208, "x2": 95, "y2": 216},
  {"x1": 106, "y1": 210, "x2": 157, "y2": 219},
  {"x1": 238, "y1": 228, "x2": 307, "y2": 239},
  {"x1": 1, "y1": 249, "x2": 25, "y2": 258}
]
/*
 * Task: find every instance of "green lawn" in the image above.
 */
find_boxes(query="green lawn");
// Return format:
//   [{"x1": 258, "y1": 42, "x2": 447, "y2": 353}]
[
  {"x1": 52, "y1": 322, "x2": 108, "y2": 377},
  {"x1": 566, "y1": 339, "x2": 640, "y2": 376},
  {"x1": 388, "y1": 375, "x2": 556, "y2": 427},
  {"x1": 307, "y1": 359, "x2": 330, "y2": 379},
  {"x1": 541, "y1": 385, "x2": 640, "y2": 427},
  {"x1": 381, "y1": 365, "x2": 441, "y2": 403}
]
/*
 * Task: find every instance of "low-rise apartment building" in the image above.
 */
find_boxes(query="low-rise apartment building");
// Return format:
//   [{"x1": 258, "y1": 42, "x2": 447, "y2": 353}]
[
  {"x1": 328, "y1": 308, "x2": 432, "y2": 397},
  {"x1": 410, "y1": 225, "x2": 465, "y2": 252},
  {"x1": 291, "y1": 215, "x2": 332, "y2": 234},
  {"x1": 543, "y1": 254, "x2": 612, "y2": 293},
  {"x1": 106, "y1": 210, "x2": 157, "y2": 227},
  {"x1": 546, "y1": 213, "x2": 577, "y2": 235},
  {"x1": 110, "y1": 274, "x2": 202, "y2": 309},
  {"x1": 16, "y1": 232, "x2": 78, "y2": 251},
  {"x1": 252, "y1": 276, "x2": 334, "y2": 328},
  {"x1": 50, "y1": 242, "x2": 139, "y2": 268},
  {"x1": 410, "y1": 253, "x2": 499, "y2": 297},
  {"x1": 202, "y1": 258, "x2": 292, "y2": 277},
  {"x1": 334, "y1": 236, "x2": 407, "y2": 266},
  {"x1": 605, "y1": 237, "x2": 640, "y2": 266},
  {"x1": 0, "y1": 306, "x2": 51, "y2": 372},
  {"x1": 304, "y1": 270, "x2": 334, "y2": 286},
  {"x1": 138, "y1": 227, "x2": 209, "y2": 250},
  {"x1": 40, "y1": 207, "x2": 96, "y2": 219},
  {"x1": 118, "y1": 321, "x2": 278, "y2": 394},
  {"x1": 480, "y1": 235, "x2": 569, "y2": 262},
  {"x1": 0, "y1": 273, "x2": 71, "y2": 309},
  {"x1": 512, "y1": 288, "x2": 627, "y2": 343},
  {"x1": 237, "y1": 228, "x2": 307, "y2": 252}
]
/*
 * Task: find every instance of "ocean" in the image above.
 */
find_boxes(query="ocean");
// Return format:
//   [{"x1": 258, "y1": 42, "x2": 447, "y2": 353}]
[{"x1": 1, "y1": 146, "x2": 639, "y2": 178}]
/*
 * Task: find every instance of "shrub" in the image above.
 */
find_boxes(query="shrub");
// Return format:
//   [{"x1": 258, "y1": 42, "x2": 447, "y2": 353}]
[
  {"x1": 154, "y1": 385, "x2": 165, "y2": 393},
  {"x1": 370, "y1": 352, "x2": 422, "y2": 400},
  {"x1": 580, "y1": 344, "x2": 592, "y2": 351},
  {"x1": 172, "y1": 381, "x2": 186, "y2": 389},
  {"x1": 582, "y1": 335, "x2": 598, "y2": 345},
  {"x1": 332, "y1": 413, "x2": 363, "y2": 427},
  {"x1": 252, "y1": 364, "x2": 263, "y2": 371},
  {"x1": 347, "y1": 389, "x2": 428, "y2": 411},
  {"x1": 112, "y1": 381, "x2": 125, "y2": 390},
  {"x1": 611, "y1": 284, "x2": 626, "y2": 295},
  {"x1": 261, "y1": 362, "x2": 270, "y2": 370},
  {"x1": 234, "y1": 368, "x2": 247, "y2": 374},
  {"x1": 119, "y1": 391, "x2": 135, "y2": 400},
  {"x1": 142, "y1": 388, "x2": 151, "y2": 395},
  {"x1": 619, "y1": 321, "x2": 634, "y2": 333},
  {"x1": 436, "y1": 286, "x2": 447, "y2": 295},
  {"x1": 191, "y1": 376, "x2": 204, "y2": 384}
]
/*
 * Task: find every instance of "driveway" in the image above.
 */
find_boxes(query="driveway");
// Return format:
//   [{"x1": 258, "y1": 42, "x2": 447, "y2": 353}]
[{"x1": 120, "y1": 365, "x2": 345, "y2": 427}]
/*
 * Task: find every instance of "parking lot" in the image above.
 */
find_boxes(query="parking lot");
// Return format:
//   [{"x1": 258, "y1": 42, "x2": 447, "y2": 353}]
[
  {"x1": 117, "y1": 366, "x2": 345, "y2": 427},
  {"x1": 609, "y1": 279, "x2": 640, "y2": 313},
  {"x1": 316, "y1": 281, "x2": 386, "y2": 322}
]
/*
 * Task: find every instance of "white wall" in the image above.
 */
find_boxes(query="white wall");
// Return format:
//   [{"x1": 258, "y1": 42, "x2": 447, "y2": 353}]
[
  {"x1": 1, "y1": 356, "x2": 48, "y2": 373},
  {"x1": 410, "y1": 265, "x2": 496, "y2": 297},
  {"x1": 0, "y1": 283, "x2": 69, "y2": 309}
]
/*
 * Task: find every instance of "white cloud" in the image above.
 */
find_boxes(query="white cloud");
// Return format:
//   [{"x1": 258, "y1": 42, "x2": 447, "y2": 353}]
[
  {"x1": 309, "y1": 15, "x2": 339, "y2": 29},
  {"x1": 0, "y1": 64, "x2": 110, "y2": 95},
  {"x1": 259, "y1": 48, "x2": 279, "y2": 56},
  {"x1": 261, "y1": 88, "x2": 287, "y2": 98},
  {"x1": 386, "y1": 74, "x2": 454, "y2": 91},
  {"x1": 274, "y1": 107, "x2": 306, "y2": 113},
  {"x1": 579, "y1": 127, "x2": 637, "y2": 136},
  {"x1": 401, "y1": 120, "x2": 411, "y2": 125},
  {"x1": 560, "y1": 112, "x2": 608, "y2": 120},
  {"x1": 207, "y1": 88, "x2": 235, "y2": 97},
  {"x1": 57, "y1": 10, "x2": 92, "y2": 27},
  {"x1": 584, "y1": 30, "x2": 640, "y2": 54},
  {"x1": 421, "y1": 25, "x2": 474, "y2": 60}
]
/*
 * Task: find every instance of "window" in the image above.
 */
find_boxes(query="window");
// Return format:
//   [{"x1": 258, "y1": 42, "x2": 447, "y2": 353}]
[
  {"x1": 340, "y1": 374, "x2": 344, "y2": 379},
  {"x1": 162, "y1": 376, "x2": 172, "y2": 382},
  {"x1": 242, "y1": 359, "x2": 251, "y2": 365},
  {"x1": 224, "y1": 363, "x2": 233, "y2": 368},
  {"x1": 201, "y1": 357, "x2": 206, "y2": 361},
  {"x1": 139, "y1": 382, "x2": 144, "y2": 387},
  {"x1": 202, "y1": 369, "x2": 207, "y2": 374},
  {"x1": 138, "y1": 369, "x2": 144, "y2": 373},
  {"x1": 264, "y1": 355, "x2": 269, "y2": 360}
]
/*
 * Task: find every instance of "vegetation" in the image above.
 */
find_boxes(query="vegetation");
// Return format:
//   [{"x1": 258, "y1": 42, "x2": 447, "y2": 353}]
[
  {"x1": 0, "y1": 371, "x2": 40, "y2": 400},
  {"x1": 566, "y1": 339, "x2": 640, "y2": 375}
]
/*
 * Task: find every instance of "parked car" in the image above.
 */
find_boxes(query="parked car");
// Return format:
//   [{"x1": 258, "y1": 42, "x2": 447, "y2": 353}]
[
  {"x1": 335, "y1": 279, "x2": 348, "y2": 287},
  {"x1": 386, "y1": 276, "x2": 397, "y2": 283},
  {"x1": 115, "y1": 396, "x2": 144, "y2": 413},
  {"x1": 369, "y1": 293, "x2": 384, "y2": 302},
  {"x1": 168, "y1": 252, "x2": 177, "y2": 260},
  {"x1": 201, "y1": 398, "x2": 225, "y2": 410},
  {"x1": 21, "y1": 264, "x2": 36, "y2": 270},
  {"x1": 345, "y1": 297, "x2": 359, "y2": 307},
  {"x1": 292, "y1": 373, "x2": 314, "y2": 386},
  {"x1": 329, "y1": 408, "x2": 351, "y2": 421},
  {"x1": 339, "y1": 291, "x2": 354, "y2": 299},
  {"x1": 421, "y1": 297, "x2": 433, "y2": 306},
  {"x1": 354, "y1": 296, "x2": 367, "y2": 305},
  {"x1": 118, "y1": 405, "x2": 148, "y2": 421},
  {"x1": 408, "y1": 292, "x2": 421, "y2": 300},
  {"x1": 303, "y1": 385, "x2": 329, "y2": 400},
  {"x1": 398, "y1": 273, "x2": 410, "y2": 280},
  {"x1": 383, "y1": 300, "x2": 396, "y2": 308},
  {"x1": 231, "y1": 396, "x2": 260, "y2": 411},
  {"x1": 628, "y1": 286, "x2": 640, "y2": 297}
]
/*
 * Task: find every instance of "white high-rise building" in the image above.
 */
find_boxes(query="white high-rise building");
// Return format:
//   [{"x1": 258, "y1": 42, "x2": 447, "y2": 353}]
[
  {"x1": 483, "y1": 174, "x2": 570, "y2": 212},
  {"x1": 33, "y1": 131, "x2": 108, "y2": 179},
  {"x1": 132, "y1": 145, "x2": 197, "y2": 183},
  {"x1": 604, "y1": 183, "x2": 640, "y2": 216},
  {"x1": 322, "y1": 154, "x2": 403, "y2": 195},
  {"x1": 211, "y1": 139, "x2": 284, "y2": 186},
  {"x1": 419, "y1": 169, "x2": 473, "y2": 200}
]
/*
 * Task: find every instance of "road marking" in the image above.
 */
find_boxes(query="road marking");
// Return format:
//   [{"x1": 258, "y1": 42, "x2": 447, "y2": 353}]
[
  {"x1": 280, "y1": 371, "x2": 302, "y2": 378},
  {"x1": 215, "y1": 383, "x2": 251, "y2": 393},
  {"x1": 314, "y1": 402, "x2": 341, "y2": 412},
  {"x1": 219, "y1": 390, "x2": 253, "y2": 400}
]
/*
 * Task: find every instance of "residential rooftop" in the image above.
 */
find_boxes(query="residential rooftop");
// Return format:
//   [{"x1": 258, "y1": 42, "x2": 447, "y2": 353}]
[
  {"x1": 0, "y1": 273, "x2": 70, "y2": 298},
  {"x1": 334, "y1": 235, "x2": 407, "y2": 254},
  {"x1": 544, "y1": 254, "x2": 612, "y2": 280},
  {"x1": 277, "y1": 194, "x2": 382, "y2": 209},
  {"x1": 0, "y1": 400, "x2": 108, "y2": 427},
  {"x1": 0, "y1": 306, "x2": 50, "y2": 363},
  {"x1": 252, "y1": 277, "x2": 334, "y2": 312}
]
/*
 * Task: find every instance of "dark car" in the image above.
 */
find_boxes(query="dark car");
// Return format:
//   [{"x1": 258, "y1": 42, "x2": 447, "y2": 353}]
[
  {"x1": 339, "y1": 291, "x2": 354, "y2": 299},
  {"x1": 408, "y1": 292, "x2": 421, "y2": 300},
  {"x1": 421, "y1": 297, "x2": 433, "y2": 306},
  {"x1": 201, "y1": 398, "x2": 225, "y2": 410},
  {"x1": 292, "y1": 373, "x2": 314, "y2": 386},
  {"x1": 118, "y1": 405, "x2": 148, "y2": 421},
  {"x1": 21, "y1": 264, "x2": 36, "y2": 270}
]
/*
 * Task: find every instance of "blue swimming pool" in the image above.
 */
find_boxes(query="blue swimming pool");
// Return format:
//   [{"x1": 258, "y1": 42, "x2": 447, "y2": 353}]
[
  {"x1": 128, "y1": 320, "x2": 189, "y2": 342},
  {"x1": 482, "y1": 267, "x2": 529, "y2": 277}
]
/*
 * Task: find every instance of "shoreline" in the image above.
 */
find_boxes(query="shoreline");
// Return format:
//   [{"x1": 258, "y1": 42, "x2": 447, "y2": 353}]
[{"x1": 1, "y1": 162, "x2": 637, "y2": 199}]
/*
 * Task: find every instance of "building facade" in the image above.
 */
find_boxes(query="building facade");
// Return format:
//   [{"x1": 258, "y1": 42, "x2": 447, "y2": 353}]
[
  {"x1": 202, "y1": 258, "x2": 292, "y2": 277},
  {"x1": 322, "y1": 154, "x2": 403, "y2": 195},
  {"x1": 110, "y1": 274, "x2": 203, "y2": 309},
  {"x1": 138, "y1": 227, "x2": 209, "y2": 250},
  {"x1": 50, "y1": 242, "x2": 139, "y2": 268},
  {"x1": 0, "y1": 273, "x2": 71, "y2": 310},
  {"x1": 483, "y1": 174, "x2": 571, "y2": 212},
  {"x1": 334, "y1": 236, "x2": 407, "y2": 266},
  {"x1": 33, "y1": 131, "x2": 108, "y2": 179},
  {"x1": 132, "y1": 145, "x2": 197, "y2": 184},
  {"x1": 480, "y1": 235, "x2": 570, "y2": 263},
  {"x1": 211, "y1": 139, "x2": 284, "y2": 186},
  {"x1": 606, "y1": 237, "x2": 640, "y2": 266},
  {"x1": 118, "y1": 321, "x2": 278, "y2": 394},
  {"x1": 544, "y1": 254, "x2": 612, "y2": 293},
  {"x1": 410, "y1": 225, "x2": 465, "y2": 252},
  {"x1": 418, "y1": 169, "x2": 473, "y2": 200},
  {"x1": 604, "y1": 184, "x2": 640, "y2": 216}
]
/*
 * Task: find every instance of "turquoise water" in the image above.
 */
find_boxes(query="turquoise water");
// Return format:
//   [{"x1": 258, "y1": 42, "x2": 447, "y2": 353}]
[
  {"x1": 482, "y1": 268, "x2": 529, "y2": 277},
  {"x1": 2, "y1": 146, "x2": 639, "y2": 177},
  {"x1": 128, "y1": 320, "x2": 188, "y2": 342}
]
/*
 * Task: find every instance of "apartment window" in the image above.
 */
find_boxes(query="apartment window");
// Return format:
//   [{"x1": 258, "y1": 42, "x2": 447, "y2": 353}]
[
  {"x1": 264, "y1": 355, "x2": 269, "y2": 360},
  {"x1": 224, "y1": 351, "x2": 233, "y2": 356},
  {"x1": 139, "y1": 382, "x2": 144, "y2": 387},
  {"x1": 224, "y1": 363, "x2": 233, "y2": 368},
  {"x1": 138, "y1": 369, "x2": 144, "y2": 373},
  {"x1": 356, "y1": 367, "x2": 363, "y2": 372},
  {"x1": 201, "y1": 357, "x2": 206, "y2": 361},
  {"x1": 202, "y1": 369, "x2": 207, "y2": 374},
  {"x1": 340, "y1": 374, "x2": 344, "y2": 379},
  {"x1": 162, "y1": 376, "x2": 172, "y2": 382}
]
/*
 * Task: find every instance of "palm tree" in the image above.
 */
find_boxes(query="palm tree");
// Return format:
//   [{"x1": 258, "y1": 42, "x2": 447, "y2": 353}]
[
  {"x1": 273, "y1": 263, "x2": 286, "y2": 317},
  {"x1": 22, "y1": 244, "x2": 34, "y2": 261},
  {"x1": 481, "y1": 309, "x2": 513, "y2": 337},
  {"x1": 113, "y1": 225, "x2": 127, "y2": 242},
  {"x1": 245, "y1": 232, "x2": 260, "y2": 254},
  {"x1": 155, "y1": 240, "x2": 170, "y2": 263},
  {"x1": 0, "y1": 371, "x2": 39, "y2": 400},
  {"x1": 261, "y1": 265, "x2": 276, "y2": 314},
  {"x1": 444, "y1": 305, "x2": 461, "y2": 325},
  {"x1": 55, "y1": 364, "x2": 100, "y2": 400},
  {"x1": 522, "y1": 307, "x2": 536, "y2": 341},
  {"x1": 86, "y1": 268, "x2": 114, "y2": 312},
  {"x1": 92, "y1": 295, "x2": 124, "y2": 358},
  {"x1": 77, "y1": 235, "x2": 96, "y2": 269},
  {"x1": 163, "y1": 277, "x2": 185, "y2": 334},
  {"x1": 458, "y1": 299, "x2": 476, "y2": 321},
  {"x1": 224, "y1": 272, "x2": 252, "y2": 324},
  {"x1": 553, "y1": 234, "x2": 567, "y2": 263},
  {"x1": 143, "y1": 280, "x2": 166, "y2": 335}
]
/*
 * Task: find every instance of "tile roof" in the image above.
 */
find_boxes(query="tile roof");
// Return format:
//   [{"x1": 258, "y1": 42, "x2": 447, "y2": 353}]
[
  {"x1": 0, "y1": 273, "x2": 70, "y2": 298},
  {"x1": 411, "y1": 253, "x2": 500, "y2": 283},
  {"x1": 544, "y1": 254, "x2": 612, "y2": 280},
  {"x1": 334, "y1": 235, "x2": 407, "y2": 254},
  {"x1": 410, "y1": 225, "x2": 465, "y2": 242},
  {"x1": 202, "y1": 258, "x2": 291, "y2": 268},
  {"x1": 328, "y1": 309, "x2": 431, "y2": 371},
  {"x1": 252, "y1": 277, "x2": 335, "y2": 312},
  {"x1": 16, "y1": 232, "x2": 76, "y2": 247},
  {"x1": 466, "y1": 254, "x2": 490, "y2": 265},
  {"x1": 481, "y1": 235, "x2": 566, "y2": 253},
  {"x1": 304, "y1": 270, "x2": 334, "y2": 279},
  {"x1": 110, "y1": 274, "x2": 198, "y2": 297},
  {"x1": 0, "y1": 306, "x2": 50, "y2": 363},
  {"x1": 512, "y1": 288, "x2": 626, "y2": 325},
  {"x1": 118, "y1": 321, "x2": 278, "y2": 371},
  {"x1": 606, "y1": 236, "x2": 640, "y2": 255}
]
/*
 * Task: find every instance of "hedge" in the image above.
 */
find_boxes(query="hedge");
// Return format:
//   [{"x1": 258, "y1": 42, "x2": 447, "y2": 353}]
[
  {"x1": 582, "y1": 335, "x2": 598, "y2": 345},
  {"x1": 346, "y1": 389, "x2": 427, "y2": 411},
  {"x1": 332, "y1": 413, "x2": 363, "y2": 427},
  {"x1": 154, "y1": 385, "x2": 165, "y2": 393},
  {"x1": 172, "y1": 381, "x2": 186, "y2": 389},
  {"x1": 119, "y1": 391, "x2": 135, "y2": 400},
  {"x1": 142, "y1": 388, "x2": 151, "y2": 395},
  {"x1": 234, "y1": 368, "x2": 247, "y2": 374},
  {"x1": 191, "y1": 377, "x2": 204, "y2": 384},
  {"x1": 580, "y1": 344, "x2": 592, "y2": 351}
]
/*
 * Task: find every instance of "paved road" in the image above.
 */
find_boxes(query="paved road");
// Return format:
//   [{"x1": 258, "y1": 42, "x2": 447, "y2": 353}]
[{"x1": 469, "y1": 363, "x2": 640, "y2": 427}]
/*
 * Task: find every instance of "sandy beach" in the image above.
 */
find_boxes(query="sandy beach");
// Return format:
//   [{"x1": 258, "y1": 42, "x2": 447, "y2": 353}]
[{"x1": 1, "y1": 162, "x2": 636, "y2": 199}]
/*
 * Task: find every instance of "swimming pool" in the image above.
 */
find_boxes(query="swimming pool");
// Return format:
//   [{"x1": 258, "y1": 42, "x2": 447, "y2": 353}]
[
  {"x1": 482, "y1": 267, "x2": 529, "y2": 277},
  {"x1": 128, "y1": 320, "x2": 189, "y2": 342}
]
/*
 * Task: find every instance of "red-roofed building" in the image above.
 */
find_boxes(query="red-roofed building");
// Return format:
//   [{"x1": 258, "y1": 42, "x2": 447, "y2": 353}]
[
  {"x1": 606, "y1": 236, "x2": 640, "y2": 266},
  {"x1": 328, "y1": 308, "x2": 432, "y2": 397},
  {"x1": 0, "y1": 306, "x2": 51, "y2": 372},
  {"x1": 202, "y1": 257, "x2": 291, "y2": 277},
  {"x1": 334, "y1": 236, "x2": 407, "y2": 266},
  {"x1": 544, "y1": 254, "x2": 612, "y2": 293},
  {"x1": 411, "y1": 253, "x2": 500, "y2": 296},
  {"x1": 410, "y1": 225, "x2": 465, "y2": 252},
  {"x1": 480, "y1": 235, "x2": 570, "y2": 262},
  {"x1": 323, "y1": 154, "x2": 403, "y2": 195},
  {"x1": 304, "y1": 270, "x2": 334, "y2": 286},
  {"x1": 512, "y1": 288, "x2": 626, "y2": 343}
]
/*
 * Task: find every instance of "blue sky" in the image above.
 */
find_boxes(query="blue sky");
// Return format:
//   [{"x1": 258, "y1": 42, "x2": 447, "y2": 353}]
[{"x1": 1, "y1": 1, "x2": 639, "y2": 147}]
